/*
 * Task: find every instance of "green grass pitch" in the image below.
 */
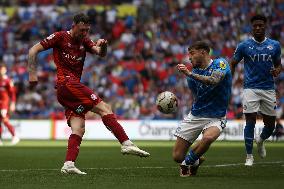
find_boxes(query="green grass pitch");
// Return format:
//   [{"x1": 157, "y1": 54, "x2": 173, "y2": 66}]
[{"x1": 0, "y1": 140, "x2": 283, "y2": 189}]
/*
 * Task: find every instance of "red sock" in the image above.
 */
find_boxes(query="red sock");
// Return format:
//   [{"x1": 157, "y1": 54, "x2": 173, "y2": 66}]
[
  {"x1": 65, "y1": 134, "x2": 82, "y2": 162},
  {"x1": 3, "y1": 120, "x2": 15, "y2": 136},
  {"x1": 102, "y1": 114, "x2": 129, "y2": 144}
]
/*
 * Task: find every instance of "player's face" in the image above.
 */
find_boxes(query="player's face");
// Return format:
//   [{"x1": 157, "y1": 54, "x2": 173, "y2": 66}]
[
  {"x1": 188, "y1": 49, "x2": 205, "y2": 68},
  {"x1": 252, "y1": 20, "x2": 266, "y2": 39},
  {"x1": 72, "y1": 22, "x2": 91, "y2": 40},
  {"x1": 0, "y1": 66, "x2": 7, "y2": 76}
]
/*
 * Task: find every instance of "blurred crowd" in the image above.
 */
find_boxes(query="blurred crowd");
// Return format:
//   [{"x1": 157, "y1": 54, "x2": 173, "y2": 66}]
[{"x1": 1, "y1": 0, "x2": 284, "y2": 120}]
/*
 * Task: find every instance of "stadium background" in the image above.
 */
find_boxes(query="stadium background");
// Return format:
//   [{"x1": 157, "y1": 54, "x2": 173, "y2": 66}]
[
  {"x1": 0, "y1": 0, "x2": 284, "y2": 139},
  {"x1": 0, "y1": 1, "x2": 284, "y2": 189}
]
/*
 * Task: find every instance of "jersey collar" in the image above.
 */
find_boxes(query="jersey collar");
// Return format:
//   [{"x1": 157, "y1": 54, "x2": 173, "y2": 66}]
[{"x1": 251, "y1": 37, "x2": 267, "y2": 44}]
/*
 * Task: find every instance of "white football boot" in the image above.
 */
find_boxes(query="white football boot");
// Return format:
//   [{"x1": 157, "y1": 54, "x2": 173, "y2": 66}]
[
  {"x1": 245, "y1": 155, "x2": 254, "y2": 166},
  {"x1": 61, "y1": 161, "x2": 86, "y2": 175},
  {"x1": 256, "y1": 137, "x2": 266, "y2": 158},
  {"x1": 121, "y1": 144, "x2": 150, "y2": 157},
  {"x1": 0, "y1": 139, "x2": 3, "y2": 146},
  {"x1": 11, "y1": 136, "x2": 20, "y2": 145}
]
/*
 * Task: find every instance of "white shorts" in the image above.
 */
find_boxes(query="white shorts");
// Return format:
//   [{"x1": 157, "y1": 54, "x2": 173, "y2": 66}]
[
  {"x1": 242, "y1": 89, "x2": 276, "y2": 116},
  {"x1": 174, "y1": 113, "x2": 226, "y2": 143}
]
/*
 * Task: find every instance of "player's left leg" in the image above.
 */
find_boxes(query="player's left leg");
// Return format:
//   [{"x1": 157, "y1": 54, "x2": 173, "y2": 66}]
[
  {"x1": 183, "y1": 126, "x2": 220, "y2": 175},
  {"x1": 256, "y1": 89, "x2": 277, "y2": 158},
  {"x1": 91, "y1": 101, "x2": 150, "y2": 157},
  {"x1": 256, "y1": 114, "x2": 276, "y2": 158}
]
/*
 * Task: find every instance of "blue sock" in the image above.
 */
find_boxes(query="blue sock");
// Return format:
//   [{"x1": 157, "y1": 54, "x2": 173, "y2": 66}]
[
  {"x1": 244, "y1": 121, "x2": 255, "y2": 154},
  {"x1": 260, "y1": 126, "x2": 275, "y2": 140},
  {"x1": 184, "y1": 150, "x2": 199, "y2": 165}
]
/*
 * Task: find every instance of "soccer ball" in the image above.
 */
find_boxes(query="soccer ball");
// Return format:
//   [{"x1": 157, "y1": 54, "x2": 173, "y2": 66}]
[{"x1": 156, "y1": 91, "x2": 178, "y2": 114}]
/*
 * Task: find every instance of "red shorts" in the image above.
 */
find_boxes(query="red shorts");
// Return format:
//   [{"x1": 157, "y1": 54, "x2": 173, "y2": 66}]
[
  {"x1": 56, "y1": 80, "x2": 102, "y2": 126},
  {"x1": 0, "y1": 101, "x2": 9, "y2": 118}
]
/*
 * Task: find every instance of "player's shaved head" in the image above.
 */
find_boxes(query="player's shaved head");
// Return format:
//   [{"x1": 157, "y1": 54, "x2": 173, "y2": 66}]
[
  {"x1": 188, "y1": 41, "x2": 210, "y2": 54},
  {"x1": 73, "y1": 13, "x2": 91, "y2": 25}
]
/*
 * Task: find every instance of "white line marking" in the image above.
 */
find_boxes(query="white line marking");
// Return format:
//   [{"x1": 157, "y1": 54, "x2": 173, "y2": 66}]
[{"x1": 0, "y1": 161, "x2": 283, "y2": 172}]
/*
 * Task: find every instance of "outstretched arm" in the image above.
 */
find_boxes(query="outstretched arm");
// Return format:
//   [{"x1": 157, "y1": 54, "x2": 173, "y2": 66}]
[
  {"x1": 28, "y1": 43, "x2": 45, "y2": 86},
  {"x1": 177, "y1": 64, "x2": 225, "y2": 85},
  {"x1": 91, "y1": 39, "x2": 108, "y2": 57}
]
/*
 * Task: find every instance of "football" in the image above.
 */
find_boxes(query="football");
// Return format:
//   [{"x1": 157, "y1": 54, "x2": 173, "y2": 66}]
[{"x1": 156, "y1": 91, "x2": 178, "y2": 114}]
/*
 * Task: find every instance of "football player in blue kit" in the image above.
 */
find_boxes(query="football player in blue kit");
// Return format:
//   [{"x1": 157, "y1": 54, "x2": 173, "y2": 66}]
[
  {"x1": 173, "y1": 41, "x2": 232, "y2": 176},
  {"x1": 230, "y1": 14, "x2": 282, "y2": 166}
]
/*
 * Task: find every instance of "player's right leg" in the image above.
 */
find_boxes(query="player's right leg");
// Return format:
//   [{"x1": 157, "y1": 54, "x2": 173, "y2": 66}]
[
  {"x1": 91, "y1": 101, "x2": 150, "y2": 157},
  {"x1": 244, "y1": 113, "x2": 257, "y2": 166},
  {"x1": 172, "y1": 136, "x2": 192, "y2": 177},
  {"x1": 61, "y1": 116, "x2": 86, "y2": 175},
  {"x1": 243, "y1": 89, "x2": 260, "y2": 166}
]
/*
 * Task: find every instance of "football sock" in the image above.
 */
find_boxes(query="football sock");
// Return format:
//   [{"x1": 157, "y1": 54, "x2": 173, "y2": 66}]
[
  {"x1": 244, "y1": 121, "x2": 255, "y2": 154},
  {"x1": 102, "y1": 114, "x2": 129, "y2": 144},
  {"x1": 184, "y1": 150, "x2": 200, "y2": 166},
  {"x1": 122, "y1": 140, "x2": 133, "y2": 146},
  {"x1": 260, "y1": 125, "x2": 275, "y2": 141},
  {"x1": 65, "y1": 134, "x2": 82, "y2": 162},
  {"x1": 3, "y1": 120, "x2": 15, "y2": 136}
]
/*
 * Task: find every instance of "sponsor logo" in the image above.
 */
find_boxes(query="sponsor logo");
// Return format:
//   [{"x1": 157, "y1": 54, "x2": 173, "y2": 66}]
[{"x1": 75, "y1": 105, "x2": 84, "y2": 114}]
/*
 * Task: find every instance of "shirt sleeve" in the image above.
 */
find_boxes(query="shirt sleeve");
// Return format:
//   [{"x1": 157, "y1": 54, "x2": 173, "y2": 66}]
[
  {"x1": 233, "y1": 43, "x2": 244, "y2": 62},
  {"x1": 40, "y1": 32, "x2": 62, "y2": 49},
  {"x1": 214, "y1": 59, "x2": 230, "y2": 80},
  {"x1": 83, "y1": 38, "x2": 96, "y2": 53}
]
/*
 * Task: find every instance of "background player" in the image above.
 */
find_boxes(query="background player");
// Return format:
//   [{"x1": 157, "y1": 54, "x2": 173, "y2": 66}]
[
  {"x1": 230, "y1": 14, "x2": 282, "y2": 166},
  {"x1": 173, "y1": 41, "x2": 232, "y2": 176},
  {"x1": 28, "y1": 13, "x2": 150, "y2": 174},
  {"x1": 0, "y1": 64, "x2": 20, "y2": 146}
]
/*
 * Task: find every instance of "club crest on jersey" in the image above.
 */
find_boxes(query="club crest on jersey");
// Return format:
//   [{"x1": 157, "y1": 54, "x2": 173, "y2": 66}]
[
  {"x1": 219, "y1": 61, "x2": 226, "y2": 69},
  {"x1": 90, "y1": 94, "x2": 97, "y2": 101},
  {"x1": 267, "y1": 45, "x2": 273, "y2": 50}
]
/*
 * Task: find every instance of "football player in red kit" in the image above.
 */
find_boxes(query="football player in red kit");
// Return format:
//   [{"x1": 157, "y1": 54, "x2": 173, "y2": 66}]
[
  {"x1": 28, "y1": 13, "x2": 150, "y2": 174},
  {"x1": 0, "y1": 64, "x2": 20, "y2": 146}
]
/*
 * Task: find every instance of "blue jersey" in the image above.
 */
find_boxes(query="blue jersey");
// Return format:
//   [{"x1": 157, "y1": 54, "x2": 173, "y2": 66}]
[
  {"x1": 187, "y1": 58, "x2": 232, "y2": 118},
  {"x1": 233, "y1": 38, "x2": 281, "y2": 90}
]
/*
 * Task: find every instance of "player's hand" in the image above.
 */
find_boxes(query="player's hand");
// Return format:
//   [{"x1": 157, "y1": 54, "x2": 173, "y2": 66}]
[
  {"x1": 177, "y1": 64, "x2": 192, "y2": 77},
  {"x1": 96, "y1": 39, "x2": 108, "y2": 47},
  {"x1": 270, "y1": 66, "x2": 281, "y2": 77},
  {"x1": 29, "y1": 73, "x2": 38, "y2": 90},
  {"x1": 96, "y1": 39, "x2": 108, "y2": 57},
  {"x1": 9, "y1": 102, "x2": 16, "y2": 113}
]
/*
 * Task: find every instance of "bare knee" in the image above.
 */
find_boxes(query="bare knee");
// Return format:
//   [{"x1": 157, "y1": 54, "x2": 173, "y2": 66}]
[
  {"x1": 201, "y1": 135, "x2": 215, "y2": 145},
  {"x1": 91, "y1": 101, "x2": 113, "y2": 117}
]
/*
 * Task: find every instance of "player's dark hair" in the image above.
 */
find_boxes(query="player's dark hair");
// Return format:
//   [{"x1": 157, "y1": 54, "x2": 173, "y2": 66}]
[
  {"x1": 250, "y1": 14, "x2": 267, "y2": 24},
  {"x1": 73, "y1": 13, "x2": 91, "y2": 24},
  {"x1": 188, "y1": 41, "x2": 211, "y2": 54}
]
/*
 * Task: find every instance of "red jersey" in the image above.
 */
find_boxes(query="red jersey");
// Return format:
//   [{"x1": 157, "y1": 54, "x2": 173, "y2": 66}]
[
  {"x1": 0, "y1": 76, "x2": 16, "y2": 104},
  {"x1": 40, "y1": 31, "x2": 95, "y2": 84}
]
